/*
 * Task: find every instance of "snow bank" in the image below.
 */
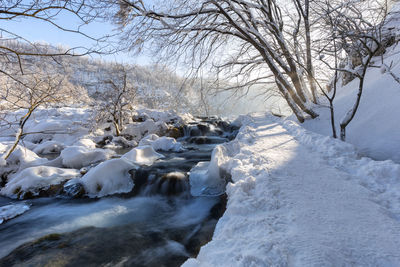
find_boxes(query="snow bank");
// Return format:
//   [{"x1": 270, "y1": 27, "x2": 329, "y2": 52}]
[
  {"x1": 121, "y1": 145, "x2": 164, "y2": 166},
  {"x1": 60, "y1": 146, "x2": 114, "y2": 169},
  {"x1": 80, "y1": 158, "x2": 137, "y2": 198},
  {"x1": 303, "y1": 8, "x2": 400, "y2": 163},
  {"x1": 0, "y1": 166, "x2": 80, "y2": 199},
  {"x1": 139, "y1": 134, "x2": 184, "y2": 152},
  {"x1": 123, "y1": 119, "x2": 168, "y2": 140},
  {"x1": 0, "y1": 203, "x2": 30, "y2": 224},
  {"x1": 0, "y1": 143, "x2": 48, "y2": 169}
]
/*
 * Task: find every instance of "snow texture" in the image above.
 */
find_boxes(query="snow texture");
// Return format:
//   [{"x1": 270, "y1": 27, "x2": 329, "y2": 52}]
[
  {"x1": 184, "y1": 113, "x2": 400, "y2": 266},
  {"x1": 60, "y1": 146, "x2": 114, "y2": 169},
  {"x1": 0, "y1": 166, "x2": 80, "y2": 198},
  {"x1": 123, "y1": 119, "x2": 168, "y2": 140},
  {"x1": 0, "y1": 144, "x2": 48, "y2": 169},
  {"x1": 32, "y1": 141, "x2": 64, "y2": 155},
  {"x1": 121, "y1": 145, "x2": 164, "y2": 166},
  {"x1": 139, "y1": 134, "x2": 184, "y2": 152},
  {"x1": 80, "y1": 158, "x2": 137, "y2": 198}
]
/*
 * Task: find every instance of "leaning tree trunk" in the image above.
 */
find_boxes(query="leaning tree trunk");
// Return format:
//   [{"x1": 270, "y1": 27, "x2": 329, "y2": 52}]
[{"x1": 4, "y1": 107, "x2": 36, "y2": 160}]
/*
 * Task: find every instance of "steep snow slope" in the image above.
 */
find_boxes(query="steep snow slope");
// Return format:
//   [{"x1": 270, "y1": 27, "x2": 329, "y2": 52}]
[
  {"x1": 184, "y1": 113, "x2": 400, "y2": 266},
  {"x1": 304, "y1": 6, "x2": 400, "y2": 162}
]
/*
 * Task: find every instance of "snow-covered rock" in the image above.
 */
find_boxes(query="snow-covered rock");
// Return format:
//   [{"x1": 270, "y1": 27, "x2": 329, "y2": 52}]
[
  {"x1": 135, "y1": 108, "x2": 193, "y2": 124},
  {"x1": 33, "y1": 141, "x2": 64, "y2": 155},
  {"x1": 60, "y1": 146, "x2": 114, "y2": 169},
  {"x1": 123, "y1": 119, "x2": 168, "y2": 140},
  {"x1": 121, "y1": 145, "x2": 164, "y2": 166},
  {"x1": 80, "y1": 158, "x2": 137, "y2": 198},
  {"x1": 0, "y1": 143, "x2": 48, "y2": 169},
  {"x1": 139, "y1": 134, "x2": 184, "y2": 152},
  {"x1": 0, "y1": 203, "x2": 30, "y2": 224},
  {"x1": 73, "y1": 138, "x2": 97, "y2": 149},
  {"x1": 0, "y1": 166, "x2": 80, "y2": 199},
  {"x1": 189, "y1": 145, "x2": 231, "y2": 197}
]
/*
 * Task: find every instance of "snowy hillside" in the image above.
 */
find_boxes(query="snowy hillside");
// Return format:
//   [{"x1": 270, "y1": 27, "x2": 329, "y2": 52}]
[
  {"x1": 303, "y1": 5, "x2": 400, "y2": 163},
  {"x1": 0, "y1": 41, "x2": 205, "y2": 114}
]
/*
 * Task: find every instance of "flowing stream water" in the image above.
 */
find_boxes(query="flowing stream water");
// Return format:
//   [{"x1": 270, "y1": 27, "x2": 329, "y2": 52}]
[{"x1": 0, "y1": 117, "x2": 238, "y2": 267}]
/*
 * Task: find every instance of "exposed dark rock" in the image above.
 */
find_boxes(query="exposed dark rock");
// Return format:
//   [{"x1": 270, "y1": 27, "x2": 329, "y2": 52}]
[
  {"x1": 96, "y1": 135, "x2": 113, "y2": 147},
  {"x1": 167, "y1": 127, "x2": 184, "y2": 139},
  {"x1": 63, "y1": 182, "x2": 86, "y2": 199}
]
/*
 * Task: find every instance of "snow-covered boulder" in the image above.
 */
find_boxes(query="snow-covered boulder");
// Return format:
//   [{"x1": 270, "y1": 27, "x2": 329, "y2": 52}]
[
  {"x1": 73, "y1": 138, "x2": 97, "y2": 149},
  {"x1": 33, "y1": 141, "x2": 64, "y2": 155},
  {"x1": 80, "y1": 158, "x2": 137, "y2": 198},
  {"x1": 60, "y1": 146, "x2": 114, "y2": 169},
  {"x1": 123, "y1": 119, "x2": 168, "y2": 140},
  {"x1": 139, "y1": 134, "x2": 184, "y2": 152},
  {"x1": 0, "y1": 166, "x2": 80, "y2": 199},
  {"x1": 0, "y1": 143, "x2": 48, "y2": 169},
  {"x1": 121, "y1": 145, "x2": 164, "y2": 166},
  {"x1": 23, "y1": 119, "x2": 88, "y2": 144},
  {"x1": 135, "y1": 108, "x2": 193, "y2": 124},
  {"x1": 189, "y1": 145, "x2": 231, "y2": 197},
  {"x1": 0, "y1": 203, "x2": 30, "y2": 224}
]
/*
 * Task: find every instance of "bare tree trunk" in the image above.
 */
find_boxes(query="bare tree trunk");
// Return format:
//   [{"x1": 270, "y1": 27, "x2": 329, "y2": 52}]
[
  {"x1": 305, "y1": 3, "x2": 317, "y2": 104},
  {"x1": 339, "y1": 74, "x2": 366, "y2": 141},
  {"x1": 329, "y1": 99, "x2": 337, "y2": 139},
  {"x1": 4, "y1": 107, "x2": 36, "y2": 160}
]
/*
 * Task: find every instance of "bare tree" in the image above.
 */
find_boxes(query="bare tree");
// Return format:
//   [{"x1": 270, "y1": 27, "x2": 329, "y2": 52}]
[
  {"x1": 107, "y1": 0, "x2": 322, "y2": 122},
  {"x1": 0, "y1": 1, "x2": 113, "y2": 75},
  {"x1": 0, "y1": 64, "x2": 88, "y2": 160},
  {"x1": 0, "y1": 1, "x2": 114, "y2": 161},
  {"x1": 315, "y1": 0, "x2": 391, "y2": 141},
  {"x1": 93, "y1": 64, "x2": 137, "y2": 136}
]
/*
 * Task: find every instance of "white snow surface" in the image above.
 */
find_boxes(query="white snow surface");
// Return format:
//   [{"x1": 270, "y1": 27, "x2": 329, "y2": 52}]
[
  {"x1": 60, "y1": 145, "x2": 114, "y2": 169},
  {"x1": 0, "y1": 166, "x2": 80, "y2": 198},
  {"x1": 139, "y1": 134, "x2": 184, "y2": 152},
  {"x1": 0, "y1": 203, "x2": 30, "y2": 224},
  {"x1": 0, "y1": 143, "x2": 48, "y2": 169},
  {"x1": 32, "y1": 141, "x2": 64, "y2": 155},
  {"x1": 184, "y1": 113, "x2": 400, "y2": 266},
  {"x1": 123, "y1": 119, "x2": 168, "y2": 140},
  {"x1": 80, "y1": 158, "x2": 137, "y2": 198},
  {"x1": 121, "y1": 145, "x2": 164, "y2": 166},
  {"x1": 135, "y1": 108, "x2": 193, "y2": 124}
]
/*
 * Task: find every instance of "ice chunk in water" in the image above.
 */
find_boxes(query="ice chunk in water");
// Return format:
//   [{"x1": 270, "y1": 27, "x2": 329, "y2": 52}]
[{"x1": 0, "y1": 203, "x2": 30, "y2": 224}]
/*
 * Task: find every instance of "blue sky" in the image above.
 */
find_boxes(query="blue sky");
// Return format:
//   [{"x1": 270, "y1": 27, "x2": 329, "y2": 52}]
[{"x1": 0, "y1": 10, "x2": 151, "y2": 65}]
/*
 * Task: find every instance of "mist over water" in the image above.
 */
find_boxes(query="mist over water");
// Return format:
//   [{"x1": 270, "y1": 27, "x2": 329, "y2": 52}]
[{"x1": 205, "y1": 87, "x2": 290, "y2": 117}]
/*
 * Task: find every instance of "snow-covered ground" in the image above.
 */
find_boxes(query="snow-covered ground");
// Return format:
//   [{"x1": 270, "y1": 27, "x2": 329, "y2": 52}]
[
  {"x1": 184, "y1": 113, "x2": 400, "y2": 266},
  {"x1": 303, "y1": 6, "x2": 400, "y2": 163}
]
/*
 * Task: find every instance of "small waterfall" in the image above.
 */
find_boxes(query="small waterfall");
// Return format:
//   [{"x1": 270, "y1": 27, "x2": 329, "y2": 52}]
[{"x1": 141, "y1": 172, "x2": 190, "y2": 196}]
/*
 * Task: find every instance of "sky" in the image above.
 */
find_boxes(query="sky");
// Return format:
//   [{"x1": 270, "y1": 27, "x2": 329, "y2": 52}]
[{"x1": 0, "y1": 9, "x2": 151, "y2": 65}]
